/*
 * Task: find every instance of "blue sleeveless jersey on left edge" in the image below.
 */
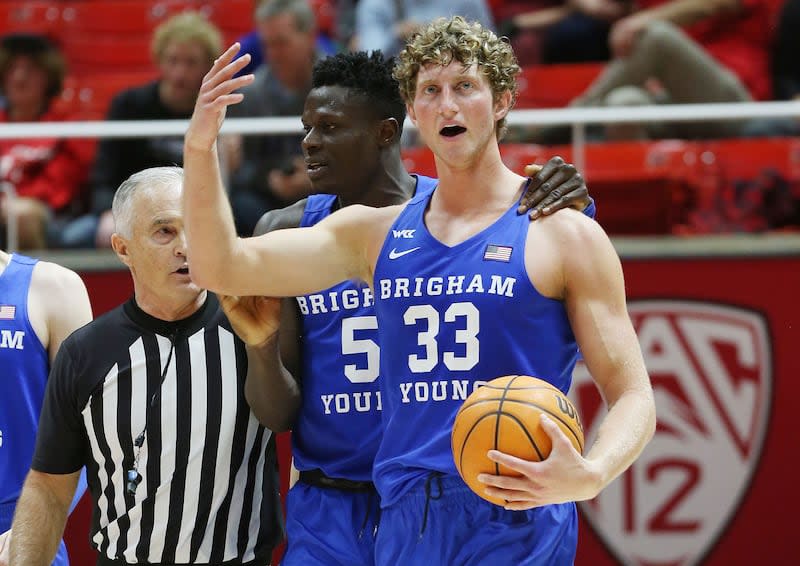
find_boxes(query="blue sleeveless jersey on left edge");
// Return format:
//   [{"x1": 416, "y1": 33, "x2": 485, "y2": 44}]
[
  {"x1": 291, "y1": 175, "x2": 439, "y2": 481},
  {"x1": 0, "y1": 254, "x2": 49, "y2": 507},
  {"x1": 0, "y1": 254, "x2": 83, "y2": 566}
]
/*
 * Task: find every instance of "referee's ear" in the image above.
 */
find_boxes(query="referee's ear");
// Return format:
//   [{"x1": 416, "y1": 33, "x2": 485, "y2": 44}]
[{"x1": 111, "y1": 233, "x2": 132, "y2": 269}]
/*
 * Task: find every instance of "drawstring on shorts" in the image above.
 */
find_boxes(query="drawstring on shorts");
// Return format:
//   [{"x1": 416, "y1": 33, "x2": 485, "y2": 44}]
[
  {"x1": 419, "y1": 472, "x2": 444, "y2": 540},
  {"x1": 357, "y1": 489, "x2": 382, "y2": 540}
]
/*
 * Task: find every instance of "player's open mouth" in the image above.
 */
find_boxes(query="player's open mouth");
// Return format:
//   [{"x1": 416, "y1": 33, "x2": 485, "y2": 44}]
[
  {"x1": 440, "y1": 125, "x2": 466, "y2": 137},
  {"x1": 175, "y1": 267, "x2": 189, "y2": 275}
]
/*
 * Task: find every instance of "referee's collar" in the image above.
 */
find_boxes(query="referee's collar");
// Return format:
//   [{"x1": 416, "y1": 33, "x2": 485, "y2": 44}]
[{"x1": 123, "y1": 293, "x2": 218, "y2": 337}]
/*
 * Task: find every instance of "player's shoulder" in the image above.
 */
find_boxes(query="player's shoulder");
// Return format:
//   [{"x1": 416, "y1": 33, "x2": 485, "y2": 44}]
[
  {"x1": 31, "y1": 260, "x2": 88, "y2": 297},
  {"x1": 255, "y1": 199, "x2": 308, "y2": 235},
  {"x1": 533, "y1": 207, "x2": 609, "y2": 249}
]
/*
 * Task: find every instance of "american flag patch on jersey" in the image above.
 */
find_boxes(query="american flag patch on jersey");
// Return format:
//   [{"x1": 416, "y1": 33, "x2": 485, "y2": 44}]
[
  {"x1": 0, "y1": 305, "x2": 16, "y2": 320},
  {"x1": 483, "y1": 244, "x2": 512, "y2": 262}
]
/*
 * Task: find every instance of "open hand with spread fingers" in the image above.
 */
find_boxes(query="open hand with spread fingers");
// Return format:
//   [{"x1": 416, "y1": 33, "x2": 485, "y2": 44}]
[
  {"x1": 518, "y1": 156, "x2": 592, "y2": 219},
  {"x1": 185, "y1": 43, "x2": 255, "y2": 153},
  {"x1": 477, "y1": 414, "x2": 602, "y2": 511}
]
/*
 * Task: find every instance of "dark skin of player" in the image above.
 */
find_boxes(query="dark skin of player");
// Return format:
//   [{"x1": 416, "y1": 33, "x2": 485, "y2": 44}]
[{"x1": 226, "y1": 83, "x2": 594, "y2": 422}]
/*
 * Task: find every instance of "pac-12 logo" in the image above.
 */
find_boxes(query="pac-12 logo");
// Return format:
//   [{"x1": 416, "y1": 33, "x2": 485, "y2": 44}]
[{"x1": 572, "y1": 300, "x2": 772, "y2": 566}]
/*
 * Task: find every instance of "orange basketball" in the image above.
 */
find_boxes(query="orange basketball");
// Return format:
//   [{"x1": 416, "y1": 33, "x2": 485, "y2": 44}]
[{"x1": 451, "y1": 375, "x2": 585, "y2": 506}]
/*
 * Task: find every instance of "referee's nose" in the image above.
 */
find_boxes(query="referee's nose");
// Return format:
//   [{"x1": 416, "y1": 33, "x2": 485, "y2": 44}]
[{"x1": 175, "y1": 230, "x2": 188, "y2": 257}]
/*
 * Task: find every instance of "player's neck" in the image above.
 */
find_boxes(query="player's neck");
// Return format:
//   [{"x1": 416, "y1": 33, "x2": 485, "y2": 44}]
[
  {"x1": 0, "y1": 250, "x2": 8, "y2": 274},
  {"x1": 342, "y1": 156, "x2": 415, "y2": 208},
  {"x1": 434, "y1": 148, "x2": 520, "y2": 213}
]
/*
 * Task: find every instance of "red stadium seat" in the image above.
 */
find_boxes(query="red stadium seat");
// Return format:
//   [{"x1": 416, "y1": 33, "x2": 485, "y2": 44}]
[
  {"x1": 681, "y1": 138, "x2": 800, "y2": 229},
  {"x1": 58, "y1": 70, "x2": 160, "y2": 116},
  {"x1": 498, "y1": 140, "x2": 700, "y2": 234},
  {"x1": 516, "y1": 63, "x2": 603, "y2": 109},
  {"x1": 0, "y1": 1, "x2": 61, "y2": 37},
  {"x1": 61, "y1": 34, "x2": 157, "y2": 75},
  {"x1": 60, "y1": 0, "x2": 191, "y2": 36},
  {"x1": 198, "y1": 0, "x2": 254, "y2": 38},
  {"x1": 697, "y1": 138, "x2": 800, "y2": 182}
]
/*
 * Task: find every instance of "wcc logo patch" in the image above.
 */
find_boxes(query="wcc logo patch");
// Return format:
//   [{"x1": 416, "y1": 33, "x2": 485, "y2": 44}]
[{"x1": 571, "y1": 300, "x2": 772, "y2": 566}]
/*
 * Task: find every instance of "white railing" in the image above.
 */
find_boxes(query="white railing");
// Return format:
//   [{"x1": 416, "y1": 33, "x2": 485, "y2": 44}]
[
  {"x1": 2, "y1": 100, "x2": 800, "y2": 251},
  {"x1": 0, "y1": 100, "x2": 798, "y2": 140}
]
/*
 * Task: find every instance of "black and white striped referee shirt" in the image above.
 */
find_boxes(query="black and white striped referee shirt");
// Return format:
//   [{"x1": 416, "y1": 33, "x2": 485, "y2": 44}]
[{"x1": 33, "y1": 293, "x2": 283, "y2": 565}]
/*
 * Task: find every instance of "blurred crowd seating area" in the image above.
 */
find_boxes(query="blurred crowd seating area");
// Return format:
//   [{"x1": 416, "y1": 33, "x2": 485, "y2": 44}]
[
  {"x1": 1, "y1": 0, "x2": 798, "y2": 246},
  {"x1": 2, "y1": 0, "x2": 257, "y2": 117},
  {"x1": 4, "y1": 1, "x2": 605, "y2": 119},
  {"x1": 405, "y1": 138, "x2": 800, "y2": 235}
]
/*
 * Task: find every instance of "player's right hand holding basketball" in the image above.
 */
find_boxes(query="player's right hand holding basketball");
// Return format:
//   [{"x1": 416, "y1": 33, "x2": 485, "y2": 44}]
[
  {"x1": 219, "y1": 295, "x2": 282, "y2": 348},
  {"x1": 478, "y1": 415, "x2": 602, "y2": 511},
  {"x1": 185, "y1": 44, "x2": 254, "y2": 153}
]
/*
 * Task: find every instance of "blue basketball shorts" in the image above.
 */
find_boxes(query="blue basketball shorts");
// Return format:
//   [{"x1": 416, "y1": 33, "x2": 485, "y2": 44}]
[
  {"x1": 373, "y1": 474, "x2": 578, "y2": 566},
  {"x1": 281, "y1": 481, "x2": 379, "y2": 566}
]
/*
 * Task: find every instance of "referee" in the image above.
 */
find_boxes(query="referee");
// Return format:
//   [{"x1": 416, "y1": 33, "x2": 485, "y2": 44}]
[{"x1": 10, "y1": 167, "x2": 299, "y2": 565}]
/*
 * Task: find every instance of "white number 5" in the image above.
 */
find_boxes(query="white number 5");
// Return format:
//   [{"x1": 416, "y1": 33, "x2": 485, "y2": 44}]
[{"x1": 341, "y1": 316, "x2": 380, "y2": 383}]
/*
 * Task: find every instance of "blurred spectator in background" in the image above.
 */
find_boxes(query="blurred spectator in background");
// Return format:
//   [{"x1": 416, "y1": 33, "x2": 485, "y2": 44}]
[
  {"x1": 0, "y1": 34, "x2": 92, "y2": 251},
  {"x1": 355, "y1": 0, "x2": 495, "y2": 57},
  {"x1": 533, "y1": 0, "x2": 778, "y2": 143},
  {"x1": 224, "y1": 0, "x2": 322, "y2": 236},
  {"x1": 334, "y1": 0, "x2": 360, "y2": 50},
  {"x1": 234, "y1": 0, "x2": 340, "y2": 77},
  {"x1": 498, "y1": 0, "x2": 632, "y2": 65},
  {"x1": 743, "y1": 0, "x2": 800, "y2": 137},
  {"x1": 59, "y1": 12, "x2": 222, "y2": 248}
]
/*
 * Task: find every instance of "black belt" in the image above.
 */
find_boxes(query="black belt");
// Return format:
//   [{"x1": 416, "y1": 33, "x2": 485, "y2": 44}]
[{"x1": 299, "y1": 469, "x2": 375, "y2": 492}]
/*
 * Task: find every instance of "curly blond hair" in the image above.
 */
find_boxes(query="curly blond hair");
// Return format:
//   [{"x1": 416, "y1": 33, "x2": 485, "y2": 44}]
[{"x1": 393, "y1": 16, "x2": 520, "y2": 139}]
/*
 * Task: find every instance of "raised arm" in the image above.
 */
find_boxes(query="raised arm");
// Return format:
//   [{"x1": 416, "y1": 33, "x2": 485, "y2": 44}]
[
  {"x1": 183, "y1": 44, "x2": 373, "y2": 298},
  {"x1": 220, "y1": 205, "x2": 306, "y2": 429},
  {"x1": 9, "y1": 470, "x2": 81, "y2": 566}
]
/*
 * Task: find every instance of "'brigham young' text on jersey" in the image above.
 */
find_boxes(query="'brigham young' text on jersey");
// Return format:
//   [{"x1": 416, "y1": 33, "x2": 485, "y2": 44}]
[
  {"x1": 372, "y1": 187, "x2": 580, "y2": 506},
  {"x1": 292, "y1": 175, "x2": 438, "y2": 481}
]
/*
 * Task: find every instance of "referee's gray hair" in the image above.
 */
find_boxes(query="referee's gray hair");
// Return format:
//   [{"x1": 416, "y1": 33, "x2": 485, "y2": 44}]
[
  {"x1": 112, "y1": 166, "x2": 184, "y2": 238},
  {"x1": 255, "y1": 0, "x2": 316, "y2": 33}
]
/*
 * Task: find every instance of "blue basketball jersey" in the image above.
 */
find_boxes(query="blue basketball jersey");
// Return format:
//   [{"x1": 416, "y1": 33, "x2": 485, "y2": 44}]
[
  {"x1": 372, "y1": 188, "x2": 581, "y2": 506},
  {"x1": 0, "y1": 254, "x2": 49, "y2": 507},
  {"x1": 291, "y1": 175, "x2": 438, "y2": 481}
]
